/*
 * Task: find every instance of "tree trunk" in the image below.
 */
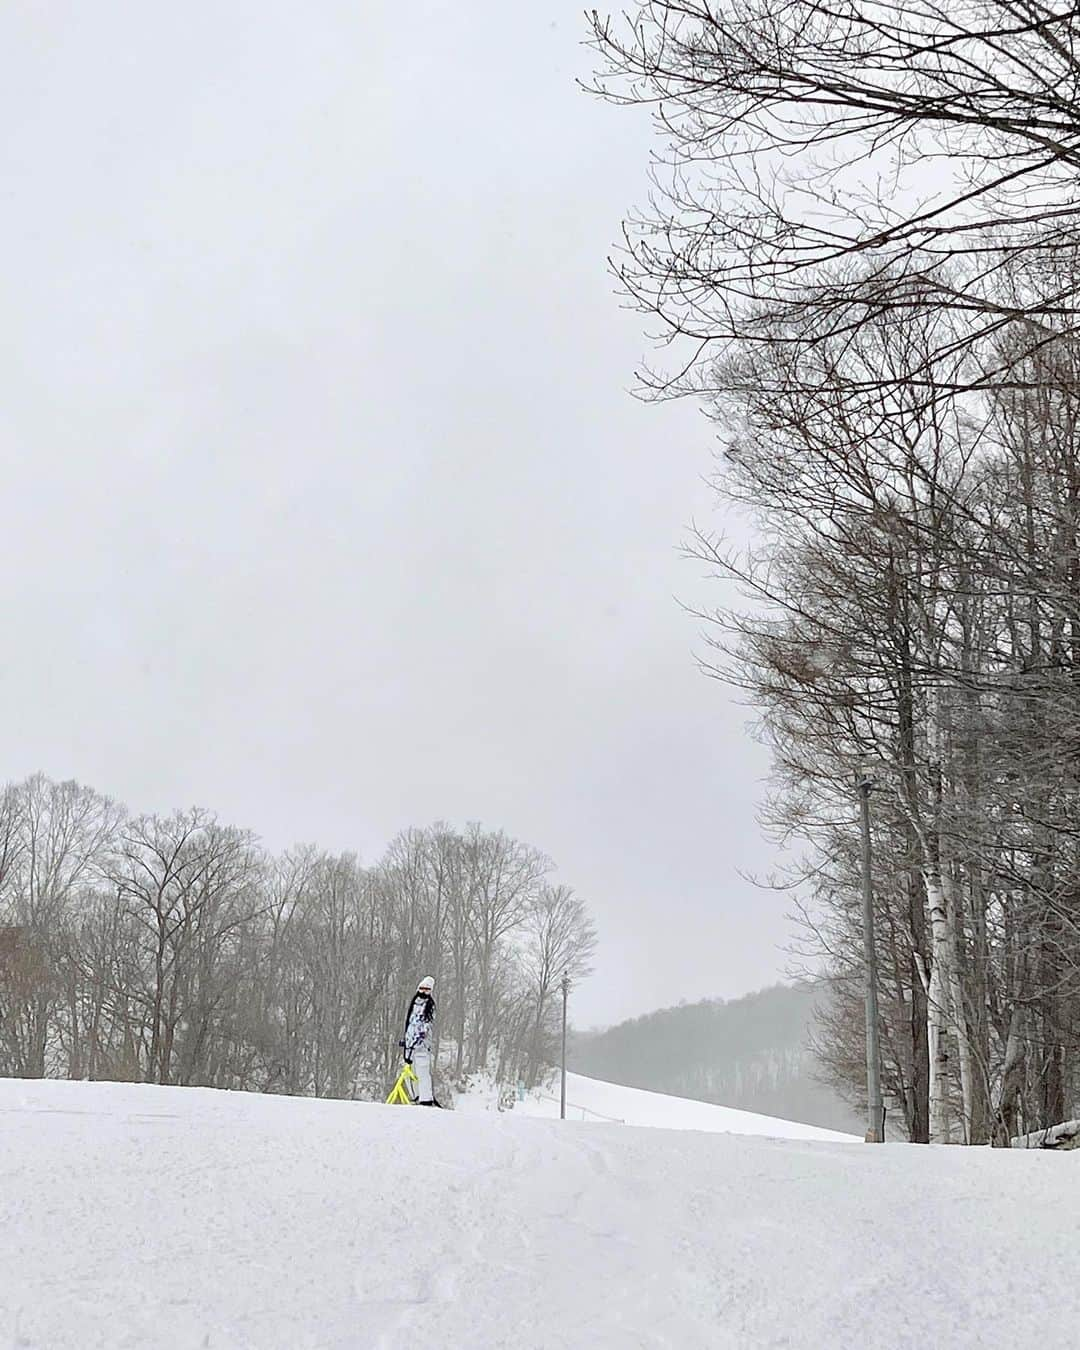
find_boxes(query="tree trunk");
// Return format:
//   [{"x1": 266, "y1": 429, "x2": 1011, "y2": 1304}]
[
  {"x1": 908, "y1": 876, "x2": 930, "y2": 1144},
  {"x1": 925, "y1": 874, "x2": 953, "y2": 1142},
  {"x1": 995, "y1": 1006, "x2": 1027, "y2": 1145},
  {"x1": 942, "y1": 866, "x2": 975, "y2": 1143}
]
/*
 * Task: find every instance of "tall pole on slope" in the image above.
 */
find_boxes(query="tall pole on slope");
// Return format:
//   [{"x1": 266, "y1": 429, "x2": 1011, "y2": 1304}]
[
  {"x1": 560, "y1": 973, "x2": 569, "y2": 1121},
  {"x1": 857, "y1": 770, "x2": 884, "y2": 1143}
]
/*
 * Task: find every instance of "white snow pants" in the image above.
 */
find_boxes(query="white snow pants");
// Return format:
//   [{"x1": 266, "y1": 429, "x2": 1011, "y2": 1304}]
[{"x1": 412, "y1": 1046, "x2": 433, "y2": 1103}]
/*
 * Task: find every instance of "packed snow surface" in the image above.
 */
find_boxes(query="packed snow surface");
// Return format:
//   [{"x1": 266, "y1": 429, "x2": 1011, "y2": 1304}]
[
  {"x1": 457, "y1": 1069, "x2": 859, "y2": 1140},
  {"x1": 3, "y1": 1078, "x2": 1078, "y2": 1349}
]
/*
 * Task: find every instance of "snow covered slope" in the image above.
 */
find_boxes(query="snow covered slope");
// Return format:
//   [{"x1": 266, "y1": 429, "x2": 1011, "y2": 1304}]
[
  {"x1": 457, "y1": 1070, "x2": 858, "y2": 1141},
  {"x1": 3, "y1": 1077, "x2": 1078, "y2": 1349}
]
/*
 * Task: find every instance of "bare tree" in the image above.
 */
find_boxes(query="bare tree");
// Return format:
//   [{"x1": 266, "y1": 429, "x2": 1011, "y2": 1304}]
[
  {"x1": 462, "y1": 826, "x2": 550, "y2": 1073},
  {"x1": 0, "y1": 776, "x2": 122, "y2": 1076},
  {"x1": 110, "y1": 810, "x2": 262, "y2": 1085},
  {"x1": 589, "y1": 2, "x2": 1080, "y2": 395},
  {"x1": 519, "y1": 885, "x2": 598, "y2": 1086}
]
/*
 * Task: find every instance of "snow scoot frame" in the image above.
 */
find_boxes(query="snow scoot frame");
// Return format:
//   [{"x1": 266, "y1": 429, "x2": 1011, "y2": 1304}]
[{"x1": 386, "y1": 1061, "x2": 419, "y2": 1105}]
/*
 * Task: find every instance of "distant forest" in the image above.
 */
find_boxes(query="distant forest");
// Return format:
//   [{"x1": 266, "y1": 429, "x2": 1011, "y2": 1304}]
[{"x1": 569, "y1": 983, "x2": 863, "y2": 1134}]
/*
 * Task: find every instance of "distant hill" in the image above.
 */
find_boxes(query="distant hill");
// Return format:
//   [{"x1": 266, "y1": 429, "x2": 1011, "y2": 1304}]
[{"x1": 568, "y1": 982, "x2": 862, "y2": 1134}]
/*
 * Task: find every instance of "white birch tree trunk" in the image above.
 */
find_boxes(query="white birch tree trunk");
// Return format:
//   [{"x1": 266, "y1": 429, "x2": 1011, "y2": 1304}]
[
  {"x1": 924, "y1": 872, "x2": 953, "y2": 1143},
  {"x1": 941, "y1": 866, "x2": 974, "y2": 1144}
]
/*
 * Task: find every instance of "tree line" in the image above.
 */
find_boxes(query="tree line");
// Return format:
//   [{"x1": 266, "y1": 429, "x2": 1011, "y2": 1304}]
[
  {"x1": 0, "y1": 774, "x2": 595, "y2": 1099},
  {"x1": 590, "y1": 0, "x2": 1080, "y2": 1140}
]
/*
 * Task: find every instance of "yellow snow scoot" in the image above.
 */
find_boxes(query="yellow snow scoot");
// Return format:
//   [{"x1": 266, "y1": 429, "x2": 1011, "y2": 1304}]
[{"x1": 386, "y1": 1060, "x2": 419, "y2": 1105}]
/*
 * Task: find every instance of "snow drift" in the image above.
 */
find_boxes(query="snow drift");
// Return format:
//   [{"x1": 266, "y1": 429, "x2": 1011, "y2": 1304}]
[{"x1": 2, "y1": 1077, "x2": 1077, "y2": 1349}]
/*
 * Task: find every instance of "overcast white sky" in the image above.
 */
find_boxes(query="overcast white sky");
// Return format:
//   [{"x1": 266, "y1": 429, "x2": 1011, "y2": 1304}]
[{"x1": 2, "y1": 1, "x2": 793, "y2": 1026}]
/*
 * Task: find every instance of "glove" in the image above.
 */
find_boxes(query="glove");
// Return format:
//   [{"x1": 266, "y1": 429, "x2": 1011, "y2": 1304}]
[{"x1": 403, "y1": 1051, "x2": 412, "y2": 1065}]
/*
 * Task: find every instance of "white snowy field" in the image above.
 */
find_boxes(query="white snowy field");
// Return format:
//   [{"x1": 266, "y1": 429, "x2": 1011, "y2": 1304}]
[
  {"x1": 457, "y1": 1070, "x2": 859, "y2": 1141},
  {"x1": 3, "y1": 1078, "x2": 1078, "y2": 1350}
]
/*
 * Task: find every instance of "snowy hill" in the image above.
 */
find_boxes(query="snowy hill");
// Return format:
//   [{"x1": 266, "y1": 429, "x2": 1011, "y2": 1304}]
[
  {"x1": 3, "y1": 1078, "x2": 1078, "y2": 1349},
  {"x1": 457, "y1": 1070, "x2": 858, "y2": 1142},
  {"x1": 570, "y1": 982, "x2": 863, "y2": 1134}
]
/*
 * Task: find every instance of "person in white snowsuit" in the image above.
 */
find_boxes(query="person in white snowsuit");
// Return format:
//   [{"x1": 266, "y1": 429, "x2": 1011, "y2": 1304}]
[{"x1": 402, "y1": 976, "x2": 440, "y2": 1106}]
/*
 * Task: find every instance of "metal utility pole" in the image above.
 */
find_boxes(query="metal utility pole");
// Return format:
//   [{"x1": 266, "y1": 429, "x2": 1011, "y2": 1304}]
[
  {"x1": 560, "y1": 973, "x2": 569, "y2": 1120},
  {"x1": 857, "y1": 771, "x2": 885, "y2": 1143}
]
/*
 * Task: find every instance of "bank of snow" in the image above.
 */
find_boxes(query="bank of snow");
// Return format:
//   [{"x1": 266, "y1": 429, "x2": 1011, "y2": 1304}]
[
  {"x1": 3, "y1": 1077, "x2": 1077, "y2": 1349},
  {"x1": 456, "y1": 1070, "x2": 858, "y2": 1141}
]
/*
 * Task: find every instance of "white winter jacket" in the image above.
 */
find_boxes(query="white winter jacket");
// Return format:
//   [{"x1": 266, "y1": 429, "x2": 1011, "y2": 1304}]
[{"x1": 403, "y1": 993, "x2": 436, "y2": 1056}]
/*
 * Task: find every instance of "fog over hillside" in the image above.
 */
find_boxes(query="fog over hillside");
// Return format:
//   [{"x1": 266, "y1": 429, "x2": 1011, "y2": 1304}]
[{"x1": 569, "y1": 983, "x2": 863, "y2": 1134}]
